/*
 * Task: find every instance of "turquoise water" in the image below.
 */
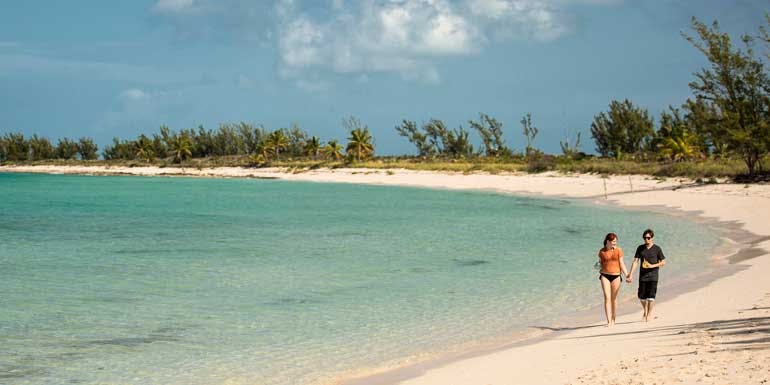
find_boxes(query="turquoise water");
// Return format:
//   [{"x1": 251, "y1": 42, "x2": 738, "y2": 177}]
[{"x1": 0, "y1": 173, "x2": 719, "y2": 385}]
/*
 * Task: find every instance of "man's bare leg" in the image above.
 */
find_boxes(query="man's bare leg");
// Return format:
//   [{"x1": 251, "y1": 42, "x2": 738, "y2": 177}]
[{"x1": 646, "y1": 300, "x2": 655, "y2": 321}]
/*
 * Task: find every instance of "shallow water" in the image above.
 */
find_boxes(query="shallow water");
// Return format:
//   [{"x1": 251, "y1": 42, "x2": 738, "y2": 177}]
[{"x1": 0, "y1": 173, "x2": 719, "y2": 385}]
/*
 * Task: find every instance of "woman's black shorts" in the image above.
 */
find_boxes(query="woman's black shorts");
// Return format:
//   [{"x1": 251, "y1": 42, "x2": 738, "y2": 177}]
[{"x1": 638, "y1": 281, "x2": 658, "y2": 300}]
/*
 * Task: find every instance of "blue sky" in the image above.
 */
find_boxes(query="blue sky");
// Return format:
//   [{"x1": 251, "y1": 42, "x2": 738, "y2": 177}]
[{"x1": 1, "y1": 0, "x2": 767, "y2": 155}]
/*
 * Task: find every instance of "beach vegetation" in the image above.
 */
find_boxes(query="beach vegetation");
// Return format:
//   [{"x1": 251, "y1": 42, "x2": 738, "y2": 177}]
[
  {"x1": 322, "y1": 139, "x2": 344, "y2": 161},
  {"x1": 520, "y1": 113, "x2": 539, "y2": 157},
  {"x1": 266, "y1": 129, "x2": 290, "y2": 159},
  {"x1": 394, "y1": 119, "x2": 475, "y2": 159},
  {"x1": 424, "y1": 119, "x2": 450, "y2": 155},
  {"x1": 168, "y1": 133, "x2": 193, "y2": 164},
  {"x1": 395, "y1": 120, "x2": 433, "y2": 157},
  {"x1": 286, "y1": 124, "x2": 309, "y2": 157},
  {"x1": 683, "y1": 17, "x2": 770, "y2": 176},
  {"x1": 445, "y1": 125, "x2": 474, "y2": 158},
  {"x1": 29, "y1": 134, "x2": 56, "y2": 161},
  {"x1": 77, "y1": 137, "x2": 99, "y2": 160},
  {"x1": 304, "y1": 136, "x2": 321, "y2": 159},
  {"x1": 344, "y1": 116, "x2": 374, "y2": 161},
  {"x1": 469, "y1": 113, "x2": 511, "y2": 157},
  {"x1": 213, "y1": 124, "x2": 245, "y2": 156},
  {"x1": 590, "y1": 99, "x2": 655, "y2": 159},
  {"x1": 236, "y1": 122, "x2": 265, "y2": 155},
  {"x1": 56, "y1": 138, "x2": 79, "y2": 160},
  {"x1": 103, "y1": 137, "x2": 134, "y2": 160},
  {"x1": 0, "y1": 132, "x2": 30, "y2": 161},
  {"x1": 654, "y1": 107, "x2": 703, "y2": 162},
  {"x1": 559, "y1": 129, "x2": 583, "y2": 159},
  {"x1": 135, "y1": 134, "x2": 155, "y2": 162}
]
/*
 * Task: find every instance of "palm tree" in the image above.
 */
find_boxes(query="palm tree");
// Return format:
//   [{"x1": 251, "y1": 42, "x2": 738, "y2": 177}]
[
  {"x1": 247, "y1": 152, "x2": 267, "y2": 166},
  {"x1": 248, "y1": 141, "x2": 271, "y2": 165},
  {"x1": 322, "y1": 139, "x2": 344, "y2": 160},
  {"x1": 135, "y1": 135, "x2": 155, "y2": 162},
  {"x1": 304, "y1": 136, "x2": 321, "y2": 158},
  {"x1": 657, "y1": 118, "x2": 701, "y2": 162},
  {"x1": 266, "y1": 130, "x2": 289, "y2": 159},
  {"x1": 169, "y1": 134, "x2": 193, "y2": 163},
  {"x1": 345, "y1": 127, "x2": 374, "y2": 161},
  {"x1": 660, "y1": 132, "x2": 699, "y2": 162}
]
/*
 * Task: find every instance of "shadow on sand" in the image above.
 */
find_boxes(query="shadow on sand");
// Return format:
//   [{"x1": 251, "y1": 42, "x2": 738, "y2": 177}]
[{"x1": 549, "y1": 313, "x2": 770, "y2": 354}]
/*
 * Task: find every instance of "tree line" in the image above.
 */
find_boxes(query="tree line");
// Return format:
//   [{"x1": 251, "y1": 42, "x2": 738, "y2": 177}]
[
  {"x1": 396, "y1": 16, "x2": 770, "y2": 175},
  {"x1": 1, "y1": 16, "x2": 769, "y2": 175},
  {"x1": 589, "y1": 17, "x2": 770, "y2": 175},
  {"x1": 0, "y1": 117, "x2": 375, "y2": 164},
  {"x1": 0, "y1": 133, "x2": 98, "y2": 161}
]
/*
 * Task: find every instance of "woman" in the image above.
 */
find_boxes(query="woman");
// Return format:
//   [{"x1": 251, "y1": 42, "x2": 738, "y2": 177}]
[{"x1": 598, "y1": 232, "x2": 628, "y2": 326}]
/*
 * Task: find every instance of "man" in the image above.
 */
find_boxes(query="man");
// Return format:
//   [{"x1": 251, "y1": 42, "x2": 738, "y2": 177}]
[{"x1": 626, "y1": 229, "x2": 666, "y2": 322}]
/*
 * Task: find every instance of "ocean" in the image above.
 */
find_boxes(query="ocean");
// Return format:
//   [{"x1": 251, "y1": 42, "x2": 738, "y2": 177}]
[{"x1": 0, "y1": 172, "x2": 719, "y2": 385}]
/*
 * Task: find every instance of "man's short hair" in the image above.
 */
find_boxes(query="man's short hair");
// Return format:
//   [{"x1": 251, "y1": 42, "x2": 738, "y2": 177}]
[{"x1": 643, "y1": 229, "x2": 655, "y2": 238}]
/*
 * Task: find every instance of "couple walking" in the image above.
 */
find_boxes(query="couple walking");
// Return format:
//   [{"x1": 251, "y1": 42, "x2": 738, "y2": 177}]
[{"x1": 597, "y1": 229, "x2": 666, "y2": 326}]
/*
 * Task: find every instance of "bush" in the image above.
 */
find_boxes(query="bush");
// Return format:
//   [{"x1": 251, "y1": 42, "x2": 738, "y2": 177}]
[{"x1": 527, "y1": 154, "x2": 556, "y2": 173}]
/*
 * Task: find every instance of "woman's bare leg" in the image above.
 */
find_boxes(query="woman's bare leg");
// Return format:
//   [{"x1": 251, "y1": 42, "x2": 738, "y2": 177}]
[
  {"x1": 610, "y1": 277, "x2": 621, "y2": 323},
  {"x1": 600, "y1": 276, "x2": 613, "y2": 326}
]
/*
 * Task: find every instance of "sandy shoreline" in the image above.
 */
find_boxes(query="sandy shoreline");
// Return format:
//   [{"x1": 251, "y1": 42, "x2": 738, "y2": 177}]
[{"x1": 3, "y1": 164, "x2": 770, "y2": 385}]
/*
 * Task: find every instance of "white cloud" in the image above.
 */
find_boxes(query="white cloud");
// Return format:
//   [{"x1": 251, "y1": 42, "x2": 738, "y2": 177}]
[
  {"x1": 143, "y1": 0, "x2": 611, "y2": 89},
  {"x1": 120, "y1": 88, "x2": 151, "y2": 101},
  {"x1": 464, "y1": 0, "x2": 573, "y2": 41},
  {"x1": 277, "y1": 0, "x2": 484, "y2": 86},
  {"x1": 274, "y1": 0, "x2": 607, "y2": 88},
  {"x1": 279, "y1": 17, "x2": 326, "y2": 68},
  {"x1": 153, "y1": 0, "x2": 197, "y2": 13}
]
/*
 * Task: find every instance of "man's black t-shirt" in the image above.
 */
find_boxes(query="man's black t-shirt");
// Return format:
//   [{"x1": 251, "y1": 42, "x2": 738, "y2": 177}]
[{"x1": 635, "y1": 244, "x2": 666, "y2": 282}]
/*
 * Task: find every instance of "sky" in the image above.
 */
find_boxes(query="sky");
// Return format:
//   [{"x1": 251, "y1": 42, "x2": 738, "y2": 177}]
[{"x1": 1, "y1": 0, "x2": 768, "y2": 155}]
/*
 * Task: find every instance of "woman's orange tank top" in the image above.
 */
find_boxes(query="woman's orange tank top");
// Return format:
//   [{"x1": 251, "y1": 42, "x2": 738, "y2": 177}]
[{"x1": 598, "y1": 247, "x2": 623, "y2": 274}]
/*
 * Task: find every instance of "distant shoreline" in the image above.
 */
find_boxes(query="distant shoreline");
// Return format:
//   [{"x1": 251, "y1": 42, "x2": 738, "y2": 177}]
[{"x1": 3, "y1": 165, "x2": 770, "y2": 385}]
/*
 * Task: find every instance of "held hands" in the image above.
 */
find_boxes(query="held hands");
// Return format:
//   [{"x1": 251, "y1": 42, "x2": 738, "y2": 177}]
[{"x1": 625, "y1": 274, "x2": 633, "y2": 283}]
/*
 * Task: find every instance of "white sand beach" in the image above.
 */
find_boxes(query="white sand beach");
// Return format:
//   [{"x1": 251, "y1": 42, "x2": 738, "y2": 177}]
[{"x1": 3, "y1": 164, "x2": 769, "y2": 385}]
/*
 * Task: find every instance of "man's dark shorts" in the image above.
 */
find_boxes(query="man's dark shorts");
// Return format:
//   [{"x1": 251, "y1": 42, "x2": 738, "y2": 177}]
[{"x1": 638, "y1": 281, "x2": 658, "y2": 301}]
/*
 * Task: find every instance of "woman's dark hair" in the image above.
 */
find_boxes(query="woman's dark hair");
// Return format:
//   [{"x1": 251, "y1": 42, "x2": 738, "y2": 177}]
[
  {"x1": 603, "y1": 233, "x2": 618, "y2": 247},
  {"x1": 643, "y1": 229, "x2": 654, "y2": 238}
]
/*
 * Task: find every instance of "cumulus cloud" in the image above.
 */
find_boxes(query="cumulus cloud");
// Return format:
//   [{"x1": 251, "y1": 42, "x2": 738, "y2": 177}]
[
  {"x1": 277, "y1": 0, "x2": 487, "y2": 85},
  {"x1": 275, "y1": 0, "x2": 593, "y2": 86},
  {"x1": 464, "y1": 0, "x2": 574, "y2": 41},
  {"x1": 146, "y1": 0, "x2": 613, "y2": 87}
]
